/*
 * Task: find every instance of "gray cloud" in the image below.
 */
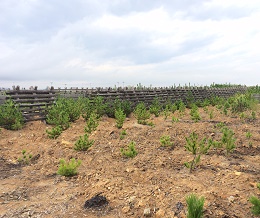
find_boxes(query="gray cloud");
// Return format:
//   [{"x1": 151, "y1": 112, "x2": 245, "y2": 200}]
[
  {"x1": 184, "y1": 5, "x2": 255, "y2": 21},
  {"x1": 109, "y1": 0, "x2": 207, "y2": 16}
]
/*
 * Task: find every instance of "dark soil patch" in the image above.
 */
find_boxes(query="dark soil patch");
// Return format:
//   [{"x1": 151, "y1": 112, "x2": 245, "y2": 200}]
[{"x1": 0, "y1": 158, "x2": 21, "y2": 179}]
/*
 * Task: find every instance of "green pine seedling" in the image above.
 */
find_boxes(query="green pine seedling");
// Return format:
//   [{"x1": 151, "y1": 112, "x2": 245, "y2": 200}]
[
  {"x1": 46, "y1": 125, "x2": 63, "y2": 139},
  {"x1": 133, "y1": 102, "x2": 150, "y2": 125},
  {"x1": 18, "y1": 150, "x2": 33, "y2": 165},
  {"x1": 121, "y1": 141, "x2": 138, "y2": 158},
  {"x1": 74, "y1": 134, "x2": 94, "y2": 151},
  {"x1": 249, "y1": 196, "x2": 260, "y2": 216},
  {"x1": 209, "y1": 110, "x2": 214, "y2": 120},
  {"x1": 178, "y1": 101, "x2": 186, "y2": 116},
  {"x1": 85, "y1": 112, "x2": 99, "y2": 133},
  {"x1": 186, "y1": 193, "x2": 205, "y2": 218},
  {"x1": 171, "y1": 104, "x2": 178, "y2": 113},
  {"x1": 208, "y1": 138, "x2": 222, "y2": 148},
  {"x1": 160, "y1": 135, "x2": 174, "y2": 147},
  {"x1": 221, "y1": 127, "x2": 236, "y2": 154},
  {"x1": 162, "y1": 105, "x2": 171, "y2": 120},
  {"x1": 149, "y1": 98, "x2": 161, "y2": 117},
  {"x1": 184, "y1": 132, "x2": 211, "y2": 173},
  {"x1": 246, "y1": 131, "x2": 252, "y2": 139},
  {"x1": 115, "y1": 108, "x2": 126, "y2": 128},
  {"x1": 0, "y1": 99, "x2": 24, "y2": 130},
  {"x1": 190, "y1": 104, "x2": 201, "y2": 122},
  {"x1": 251, "y1": 111, "x2": 256, "y2": 120},
  {"x1": 57, "y1": 158, "x2": 82, "y2": 177},
  {"x1": 240, "y1": 112, "x2": 245, "y2": 120},
  {"x1": 246, "y1": 131, "x2": 253, "y2": 148},
  {"x1": 147, "y1": 121, "x2": 155, "y2": 127},
  {"x1": 172, "y1": 116, "x2": 179, "y2": 123},
  {"x1": 120, "y1": 129, "x2": 127, "y2": 140},
  {"x1": 215, "y1": 122, "x2": 226, "y2": 129}
]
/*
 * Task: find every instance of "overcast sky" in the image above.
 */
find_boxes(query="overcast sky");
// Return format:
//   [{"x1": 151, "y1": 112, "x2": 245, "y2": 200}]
[{"x1": 0, "y1": 0, "x2": 260, "y2": 89}]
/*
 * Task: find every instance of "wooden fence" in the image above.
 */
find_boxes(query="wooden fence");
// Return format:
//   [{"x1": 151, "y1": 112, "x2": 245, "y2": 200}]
[
  {"x1": 1, "y1": 89, "x2": 56, "y2": 121},
  {"x1": 0, "y1": 86, "x2": 247, "y2": 122}
]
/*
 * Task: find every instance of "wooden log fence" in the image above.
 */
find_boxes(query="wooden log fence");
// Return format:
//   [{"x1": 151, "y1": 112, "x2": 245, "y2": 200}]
[
  {"x1": 0, "y1": 86, "x2": 247, "y2": 122},
  {"x1": 1, "y1": 89, "x2": 56, "y2": 122}
]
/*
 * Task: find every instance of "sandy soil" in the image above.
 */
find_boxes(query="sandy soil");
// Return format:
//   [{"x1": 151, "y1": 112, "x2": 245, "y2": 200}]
[{"x1": 0, "y1": 106, "x2": 260, "y2": 218}]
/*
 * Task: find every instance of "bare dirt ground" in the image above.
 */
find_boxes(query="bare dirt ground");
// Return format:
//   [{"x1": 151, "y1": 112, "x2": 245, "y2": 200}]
[{"x1": 0, "y1": 106, "x2": 260, "y2": 218}]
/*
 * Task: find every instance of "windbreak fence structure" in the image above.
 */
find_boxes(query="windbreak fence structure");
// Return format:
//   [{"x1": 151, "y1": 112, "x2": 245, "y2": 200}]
[{"x1": 0, "y1": 86, "x2": 247, "y2": 122}]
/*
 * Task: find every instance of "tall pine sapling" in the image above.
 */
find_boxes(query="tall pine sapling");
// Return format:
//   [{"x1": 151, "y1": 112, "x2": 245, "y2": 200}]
[
  {"x1": 186, "y1": 193, "x2": 205, "y2": 218},
  {"x1": 221, "y1": 127, "x2": 236, "y2": 154},
  {"x1": 184, "y1": 132, "x2": 211, "y2": 173},
  {"x1": 115, "y1": 108, "x2": 126, "y2": 128}
]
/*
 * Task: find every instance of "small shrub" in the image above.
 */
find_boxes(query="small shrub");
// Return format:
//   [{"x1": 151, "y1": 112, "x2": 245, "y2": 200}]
[
  {"x1": 246, "y1": 131, "x2": 252, "y2": 139},
  {"x1": 105, "y1": 98, "x2": 132, "y2": 118},
  {"x1": 172, "y1": 116, "x2": 179, "y2": 123},
  {"x1": 215, "y1": 122, "x2": 225, "y2": 129},
  {"x1": 209, "y1": 110, "x2": 214, "y2": 119},
  {"x1": 170, "y1": 103, "x2": 178, "y2": 113},
  {"x1": 216, "y1": 104, "x2": 223, "y2": 110},
  {"x1": 93, "y1": 96, "x2": 107, "y2": 118},
  {"x1": 203, "y1": 106, "x2": 208, "y2": 113},
  {"x1": 147, "y1": 121, "x2": 155, "y2": 127},
  {"x1": 82, "y1": 97, "x2": 107, "y2": 120},
  {"x1": 57, "y1": 158, "x2": 82, "y2": 177},
  {"x1": 121, "y1": 141, "x2": 138, "y2": 158},
  {"x1": 231, "y1": 93, "x2": 257, "y2": 113},
  {"x1": 249, "y1": 196, "x2": 260, "y2": 216},
  {"x1": 149, "y1": 98, "x2": 162, "y2": 117},
  {"x1": 133, "y1": 102, "x2": 150, "y2": 124},
  {"x1": 202, "y1": 99, "x2": 210, "y2": 107},
  {"x1": 223, "y1": 101, "x2": 230, "y2": 116},
  {"x1": 209, "y1": 96, "x2": 222, "y2": 106},
  {"x1": 186, "y1": 91, "x2": 195, "y2": 109},
  {"x1": 66, "y1": 98, "x2": 82, "y2": 122},
  {"x1": 223, "y1": 107, "x2": 228, "y2": 116},
  {"x1": 186, "y1": 193, "x2": 205, "y2": 218},
  {"x1": 160, "y1": 135, "x2": 174, "y2": 147},
  {"x1": 74, "y1": 134, "x2": 94, "y2": 151},
  {"x1": 0, "y1": 99, "x2": 24, "y2": 130},
  {"x1": 246, "y1": 132, "x2": 253, "y2": 148},
  {"x1": 118, "y1": 99, "x2": 132, "y2": 117},
  {"x1": 46, "y1": 125, "x2": 62, "y2": 139},
  {"x1": 81, "y1": 98, "x2": 93, "y2": 120},
  {"x1": 251, "y1": 111, "x2": 256, "y2": 120},
  {"x1": 221, "y1": 127, "x2": 236, "y2": 154},
  {"x1": 18, "y1": 150, "x2": 33, "y2": 165},
  {"x1": 240, "y1": 112, "x2": 245, "y2": 120},
  {"x1": 178, "y1": 101, "x2": 186, "y2": 115},
  {"x1": 46, "y1": 98, "x2": 71, "y2": 130},
  {"x1": 85, "y1": 112, "x2": 99, "y2": 133},
  {"x1": 120, "y1": 129, "x2": 127, "y2": 140},
  {"x1": 190, "y1": 104, "x2": 201, "y2": 122},
  {"x1": 162, "y1": 105, "x2": 171, "y2": 120},
  {"x1": 184, "y1": 132, "x2": 211, "y2": 172},
  {"x1": 208, "y1": 138, "x2": 222, "y2": 148},
  {"x1": 47, "y1": 110, "x2": 70, "y2": 130},
  {"x1": 115, "y1": 108, "x2": 126, "y2": 129}
]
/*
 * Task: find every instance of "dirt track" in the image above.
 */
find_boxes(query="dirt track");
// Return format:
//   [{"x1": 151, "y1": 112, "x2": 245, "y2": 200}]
[{"x1": 0, "y1": 106, "x2": 260, "y2": 217}]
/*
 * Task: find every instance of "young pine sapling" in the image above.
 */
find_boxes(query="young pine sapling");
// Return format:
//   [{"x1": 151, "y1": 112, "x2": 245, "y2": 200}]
[{"x1": 184, "y1": 132, "x2": 211, "y2": 173}]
